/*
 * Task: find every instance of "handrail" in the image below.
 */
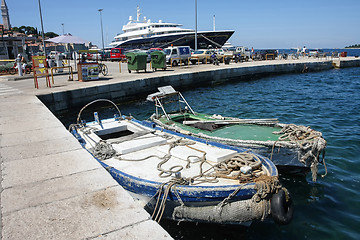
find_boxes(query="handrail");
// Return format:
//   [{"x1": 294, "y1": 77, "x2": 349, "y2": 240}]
[
  {"x1": 188, "y1": 56, "x2": 200, "y2": 65},
  {"x1": 0, "y1": 59, "x2": 15, "y2": 62},
  {"x1": 169, "y1": 57, "x2": 182, "y2": 67},
  {"x1": 265, "y1": 54, "x2": 275, "y2": 60},
  {"x1": 50, "y1": 66, "x2": 74, "y2": 84},
  {"x1": 77, "y1": 99, "x2": 122, "y2": 124}
]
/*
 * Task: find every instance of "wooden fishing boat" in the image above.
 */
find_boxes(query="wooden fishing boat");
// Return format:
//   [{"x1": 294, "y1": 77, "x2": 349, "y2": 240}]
[
  {"x1": 147, "y1": 86, "x2": 327, "y2": 181},
  {"x1": 70, "y1": 99, "x2": 293, "y2": 225}
]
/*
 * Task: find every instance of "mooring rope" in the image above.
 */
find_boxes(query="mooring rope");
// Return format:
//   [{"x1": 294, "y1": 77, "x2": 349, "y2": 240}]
[
  {"x1": 84, "y1": 126, "x2": 279, "y2": 223},
  {"x1": 151, "y1": 177, "x2": 191, "y2": 222},
  {"x1": 275, "y1": 124, "x2": 327, "y2": 182},
  {"x1": 152, "y1": 117, "x2": 327, "y2": 181}
]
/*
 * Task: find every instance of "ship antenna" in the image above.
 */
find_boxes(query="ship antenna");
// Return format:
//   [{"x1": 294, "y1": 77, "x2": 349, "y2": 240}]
[{"x1": 137, "y1": 5, "x2": 141, "y2": 22}]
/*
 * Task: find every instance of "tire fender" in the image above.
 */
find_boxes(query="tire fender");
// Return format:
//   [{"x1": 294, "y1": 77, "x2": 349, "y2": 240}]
[{"x1": 271, "y1": 188, "x2": 294, "y2": 225}]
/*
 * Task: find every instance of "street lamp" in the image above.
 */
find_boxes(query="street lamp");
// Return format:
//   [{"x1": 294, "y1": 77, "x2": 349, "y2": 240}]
[
  {"x1": 195, "y1": 0, "x2": 197, "y2": 51},
  {"x1": 98, "y1": 9, "x2": 105, "y2": 57},
  {"x1": 37, "y1": 0, "x2": 46, "y2": 56}
]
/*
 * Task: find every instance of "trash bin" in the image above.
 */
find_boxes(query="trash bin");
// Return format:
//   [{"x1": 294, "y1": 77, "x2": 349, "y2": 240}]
[
  {"x1": 125, "y1": 52, "x2": 148, "y2": 73},
  {"x1": 150, "y1": 51, "x2": 166, "y2": 71},
  {"x1": 340, "y1": 52, "x2": 347, "y2": 57}
]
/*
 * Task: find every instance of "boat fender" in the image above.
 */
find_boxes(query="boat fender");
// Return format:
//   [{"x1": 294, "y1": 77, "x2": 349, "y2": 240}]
[{"x1": 271, "y1": 188, "x2": 294, "y2": 225}]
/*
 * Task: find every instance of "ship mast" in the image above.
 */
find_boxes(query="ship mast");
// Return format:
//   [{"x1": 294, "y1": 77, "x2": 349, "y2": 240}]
[{"x1": 136, "y1": 6, "x2": 141, "y2": 22}]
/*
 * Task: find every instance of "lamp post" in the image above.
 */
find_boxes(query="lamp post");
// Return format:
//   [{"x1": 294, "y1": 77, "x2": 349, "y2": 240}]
[
  {"x1": 195, "y1": 0, "x2": 197, "y2": 51},
  {"x1": 37, "y1": 0, "x2": 46, "y2": 56},
  {"x1": 98, "y1": 9, "x2": 105, "y2": 57}
]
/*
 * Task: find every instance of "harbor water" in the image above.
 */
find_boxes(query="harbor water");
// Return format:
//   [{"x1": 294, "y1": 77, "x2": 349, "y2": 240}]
[{"x1": 60, "y1": 61, "x2": 360, "y2": 240}]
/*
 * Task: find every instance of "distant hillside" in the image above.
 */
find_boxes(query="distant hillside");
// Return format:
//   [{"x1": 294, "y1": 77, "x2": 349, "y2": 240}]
[{"x1": 345, "y1": 44, "x2": 360, "y2": 49}]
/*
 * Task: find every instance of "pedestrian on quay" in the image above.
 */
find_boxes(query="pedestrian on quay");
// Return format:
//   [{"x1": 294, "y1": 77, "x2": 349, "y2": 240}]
[{"x1": 302, "y1": 46, "x2": 307, "y2": 57}]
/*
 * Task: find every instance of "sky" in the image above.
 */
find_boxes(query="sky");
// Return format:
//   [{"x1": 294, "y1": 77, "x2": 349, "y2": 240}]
[{"x1": 5, "y1": 0, "x2": 360, "y2": 49}]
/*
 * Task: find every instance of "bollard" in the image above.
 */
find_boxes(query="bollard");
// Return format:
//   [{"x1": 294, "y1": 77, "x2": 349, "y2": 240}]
[{"x1": 16, "y1": 55, "x2": 23, "y2": 76}]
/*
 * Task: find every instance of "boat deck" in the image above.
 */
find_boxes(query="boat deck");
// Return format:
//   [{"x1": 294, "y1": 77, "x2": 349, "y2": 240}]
[{"x1": 82, "y1": 119, "x2": 264, "y2": 185}]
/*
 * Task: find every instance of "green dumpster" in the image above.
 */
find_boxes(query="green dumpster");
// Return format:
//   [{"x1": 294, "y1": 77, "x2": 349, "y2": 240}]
[
  {"x1": 150, "y1": 51, "x2": 166, "y2": 71},
  {"x1": 125, "y1": 52, "x2": 148, "y2": 73}
]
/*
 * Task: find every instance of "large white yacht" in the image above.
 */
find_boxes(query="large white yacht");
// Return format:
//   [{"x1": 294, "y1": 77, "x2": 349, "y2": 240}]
[{"x1": 110, "y1": 6, "x2": 234, "y2": 50}]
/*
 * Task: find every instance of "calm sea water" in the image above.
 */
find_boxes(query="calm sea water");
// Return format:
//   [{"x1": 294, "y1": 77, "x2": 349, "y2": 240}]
[{"x1": 59, "y1": 55, "x2": 360, "y2": 240}]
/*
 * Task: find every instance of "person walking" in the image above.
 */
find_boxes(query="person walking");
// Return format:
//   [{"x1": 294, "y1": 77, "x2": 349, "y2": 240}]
[{"x1": 302, "y1": 46, "x2": 307, "y2": 57}]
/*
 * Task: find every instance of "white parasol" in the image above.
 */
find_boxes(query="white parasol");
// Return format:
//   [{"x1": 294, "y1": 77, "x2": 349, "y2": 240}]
[
  {"x1": 46, "y1": 34, "x2": 89, "y2": 71},
  {"x1": 46, "y1": 33, "x2": 88, "y2": 44}
]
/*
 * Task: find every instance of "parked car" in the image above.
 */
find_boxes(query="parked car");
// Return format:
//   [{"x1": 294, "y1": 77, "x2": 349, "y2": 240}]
[
  {"x1": 101, "y1": 51, "x2": 110, "y2": 61},
  {"x1": 87, "y1": 52, "x2": 101, "y2": 61},
  {"x1": 47, "y1": 51, "x2": 59, "y2": 59},
  {"x1": 110, "y1": 48, "x2": 126, "y2": 61},
  {"x1": 190, "y1": 49, "x2": 213, "y2": 64},
  {"x1": 254, "y1": 49, "x2": 278, "y2": 60},
  {"x1": 146, "y1": 48, "x2": 162, "y2": 62},
  {"x1": 215, "y1": 49, "x2": 225, "y2": 55},
  {"x1": 61, "y1": 52, "x2": 71, "y2": 59},
  {"x1": 309, "y1": 49, "x2": 324, "y2": 58}
]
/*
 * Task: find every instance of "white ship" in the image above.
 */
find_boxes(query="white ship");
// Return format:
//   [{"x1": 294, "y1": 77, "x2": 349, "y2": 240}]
[{"x1": 110, "y1": 6, "x2": 234, "y2": 50}]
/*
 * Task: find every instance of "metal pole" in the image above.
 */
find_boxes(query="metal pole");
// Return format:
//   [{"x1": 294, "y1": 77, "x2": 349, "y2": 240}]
[
  {"x1": 16, "y1": 55, "x2": 23, "y2": 76},
  {"x1": 98, "y1": 9, "x2": 105, "y2": 56},
  {"x1": 195, "y1": 0, "x2": 197, "y2": 51},
  {"x1": 37, "y1": 0, "x2": 46, "y2": 56},
  {"x1": 61, "y1": 23, "x2": 64, "y2": 35},
  {"x1": 213, "y1": 15, "x2": 215, "y2": 31}
]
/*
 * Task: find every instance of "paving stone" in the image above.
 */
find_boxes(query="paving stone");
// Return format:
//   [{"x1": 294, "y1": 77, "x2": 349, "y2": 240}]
[
  {"x1": 2, "y1": 186, "x2": 154, "y2": 240},
  {"x1": 1, "y1": 149, "x2": 101, "y2": 188}
]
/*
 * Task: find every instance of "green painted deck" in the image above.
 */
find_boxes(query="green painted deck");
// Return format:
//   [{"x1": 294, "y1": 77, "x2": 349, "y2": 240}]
[{"x1": 166, "y1": 113, "x2": 282, "y2": 141}]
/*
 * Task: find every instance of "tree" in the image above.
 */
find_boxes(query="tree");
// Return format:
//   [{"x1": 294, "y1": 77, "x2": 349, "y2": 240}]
[
  {"x1": 19, "y1": 25, "x2": 26, "y2": 33},
  {"x1": 12, "y1": 26, "x2": 38, "y2": 35},
  {"x1": 44, "y1": 32, "x2": 59, "y2": 38},
  {"x1": 12, "y1": 26, "x2": 20, "y2": 32},
  {"x1": 345, "y1": 44, "x2": 360, "y2": 48},
  {"x1": 11, "y1": 25, "x2": 59, "y2": 38}
]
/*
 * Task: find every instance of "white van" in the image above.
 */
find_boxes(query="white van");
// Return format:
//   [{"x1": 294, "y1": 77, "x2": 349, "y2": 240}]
[
  {"x1": 235, "y1": 46, "x2": 251, "y2": 60},
  {"x1": 164, "y1": 46, "x2": 191, "y2": 66}
]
